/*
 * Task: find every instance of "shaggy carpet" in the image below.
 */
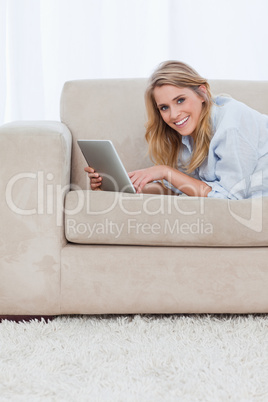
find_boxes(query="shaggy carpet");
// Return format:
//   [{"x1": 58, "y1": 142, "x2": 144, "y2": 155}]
[{"x1": 0, "y1": 314, "x2": 268, "y2": 401}]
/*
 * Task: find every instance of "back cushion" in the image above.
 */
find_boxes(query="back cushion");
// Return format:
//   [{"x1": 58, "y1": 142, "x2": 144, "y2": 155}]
[
  {"x1": 60, "y1": 78, "x2": 268, "y2": 190},
  {"x1": 60, "y1": 79, "x2": 149, "y2": 190}
]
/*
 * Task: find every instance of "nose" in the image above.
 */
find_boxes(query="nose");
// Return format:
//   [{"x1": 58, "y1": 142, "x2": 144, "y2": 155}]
[{"x1": 170, "y1": 105, "x2": 180, "y2": 120}]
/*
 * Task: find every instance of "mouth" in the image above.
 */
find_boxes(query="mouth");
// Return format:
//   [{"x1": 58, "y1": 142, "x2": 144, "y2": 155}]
[{"x1": 174, "y1": 116, "x2": 189, "y2": 127}]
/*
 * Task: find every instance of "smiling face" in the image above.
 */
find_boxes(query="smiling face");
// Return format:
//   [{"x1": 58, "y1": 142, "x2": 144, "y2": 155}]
[{"x1": 153, "y1": 84, "x2": 206, "y2": 137}]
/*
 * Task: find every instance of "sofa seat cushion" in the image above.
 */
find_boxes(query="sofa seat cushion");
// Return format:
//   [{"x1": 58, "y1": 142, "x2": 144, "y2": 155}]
[{"x1": 64, "y1": 191, "x2": 267, "y2": 247}]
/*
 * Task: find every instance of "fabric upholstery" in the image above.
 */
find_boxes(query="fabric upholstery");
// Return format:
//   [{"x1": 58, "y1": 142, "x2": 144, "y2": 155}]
[
  {"x1": 61, "y1": 244, "x2": 268, "y2": 314},
  {"x1": 0, "y1": 121, "x2": 72, "y2": 314},
  {"x1": 65, "y1": 190, "x2": 267, "y2": 247}
]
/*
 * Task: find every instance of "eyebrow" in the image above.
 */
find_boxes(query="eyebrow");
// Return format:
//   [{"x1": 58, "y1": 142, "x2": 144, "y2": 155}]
[{"x1": 157, "y1": 94, "x2": 186, "y2": 108}]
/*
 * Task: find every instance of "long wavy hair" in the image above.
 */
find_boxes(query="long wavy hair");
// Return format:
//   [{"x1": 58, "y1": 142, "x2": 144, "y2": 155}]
[{"x1": 145, "y1": 61, "x2": 213, "y2": 173}]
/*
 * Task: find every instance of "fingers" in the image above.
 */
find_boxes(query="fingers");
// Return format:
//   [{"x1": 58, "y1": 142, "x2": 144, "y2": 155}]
[
  {"x1": 91, "y1": 174, "x2": 102, "y2": 190},
  {"x1": 136, "y1": 177, "x2": 152, "y2": 193},
  {"x1": 84, "y1": 166, "x2": 94, "y2": 173},
  {"x1": 84, "y1": 167, "x2": 101, "y2": 181},
  {"x1": 128, "y1": 171, "x2": 152, "y2": 193},
  {"x1": 90, "y1": 177, "x2": 102, "y2": 190},
  {"x1": 84, "y1": 166, "x2": 102, "y2": 190}
]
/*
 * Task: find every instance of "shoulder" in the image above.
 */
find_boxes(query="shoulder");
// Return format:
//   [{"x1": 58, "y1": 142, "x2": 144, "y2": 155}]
[
  {"x1": 211, "y1": 96, "x2": 258, "y2": 128},
  {"x1": 211, "y1": 96, "x2": 268, "y2": 143}
]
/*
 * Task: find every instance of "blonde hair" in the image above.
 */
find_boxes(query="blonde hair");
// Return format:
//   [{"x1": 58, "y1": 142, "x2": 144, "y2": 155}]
[{"x1": 145, "y1": 60, "x2": 213, "y2": 173}]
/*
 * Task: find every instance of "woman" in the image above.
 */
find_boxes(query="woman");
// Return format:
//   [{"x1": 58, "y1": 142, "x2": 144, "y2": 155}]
[{"x1": 86, "y1": 61, "x2": 268, "y2": 199}]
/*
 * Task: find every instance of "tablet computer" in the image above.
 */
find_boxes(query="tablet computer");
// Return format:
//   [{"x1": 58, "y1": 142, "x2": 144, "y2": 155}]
[{"x1": 77, "y1": 139, "x2": 136, "y2": 193}]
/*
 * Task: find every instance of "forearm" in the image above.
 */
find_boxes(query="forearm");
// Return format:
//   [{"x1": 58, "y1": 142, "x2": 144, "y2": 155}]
[
  {"x1": 129, "y1": 165, "x2": 211, "y2": 196},
  {"x1": 141, "y1": 182, "x2": 177, "y2": 195},
  {"x1": 164, "y1": 166, "x2": 211, "y2": 197}
]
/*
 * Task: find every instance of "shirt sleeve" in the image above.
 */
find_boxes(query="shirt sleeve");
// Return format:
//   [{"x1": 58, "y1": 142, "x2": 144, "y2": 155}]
[
  {"x1": 162, "y1": 179, "x2": 183, "y2": 195},
  {"x1": 153, "y1": 179, "x2": 182, "y2": 195},
  {"x1": 204, "y1": 128, "x2": 259, "y2": 199}
]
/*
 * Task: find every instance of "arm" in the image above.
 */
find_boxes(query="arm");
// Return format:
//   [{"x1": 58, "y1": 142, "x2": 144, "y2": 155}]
[
  {"x1": 128, "y1": 165, "x2": 211, "y2": 197},
  {"x1": 140, "y1": 181, "x2": 178, "y2": 195},
  {"x1": 0, "y1": 121, "x2": 72, "y2": 315},
  {"x1": 202, "y1": 129, "x2": 259, "y2": 199}
]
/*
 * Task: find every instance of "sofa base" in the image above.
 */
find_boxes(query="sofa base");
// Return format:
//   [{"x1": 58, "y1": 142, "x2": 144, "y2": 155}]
[{"x1": 60, "y1": 244, "x2": 268, "y2": 315}]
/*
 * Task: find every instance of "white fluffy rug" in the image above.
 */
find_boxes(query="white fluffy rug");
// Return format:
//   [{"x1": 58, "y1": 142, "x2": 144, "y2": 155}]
[{"x1": 0, "y1": 314, "x2": 268, "y2": 401}]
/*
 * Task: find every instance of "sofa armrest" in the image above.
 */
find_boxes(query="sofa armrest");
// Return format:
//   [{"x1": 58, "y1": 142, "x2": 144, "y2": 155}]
[{"x1": 0, "y1": 121, "x2": 72, "y2": 315}]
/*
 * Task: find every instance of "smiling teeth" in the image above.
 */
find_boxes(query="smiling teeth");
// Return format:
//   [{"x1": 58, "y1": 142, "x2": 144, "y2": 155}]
[{"x1": 175, "y1": 116, "x2": 189, "y2": 126}]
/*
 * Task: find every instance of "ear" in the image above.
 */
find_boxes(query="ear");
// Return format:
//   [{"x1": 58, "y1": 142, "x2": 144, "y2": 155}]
[
  {"x1": 198, "y1": 85, "x2": 207, "y2": 103},
  {"x1": 199, "y1": 85, "x2": 207, "y2": 95}
]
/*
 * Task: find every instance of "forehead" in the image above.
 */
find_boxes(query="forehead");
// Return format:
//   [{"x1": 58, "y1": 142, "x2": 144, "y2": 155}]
[{"x1": 153, "y1": 85, "x2": 187, "y2": 98}]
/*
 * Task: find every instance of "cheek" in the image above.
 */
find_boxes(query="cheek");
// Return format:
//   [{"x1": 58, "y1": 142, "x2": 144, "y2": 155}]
[
  {"x1": 189, "y1": 104, "x2": 199, "y2": 122},
  {"x1": 160, "y1": 112, "x2": 169, "y2": 124},
  {"x1": 195, "y1": 107, "x2": 203, "y2": 123}
]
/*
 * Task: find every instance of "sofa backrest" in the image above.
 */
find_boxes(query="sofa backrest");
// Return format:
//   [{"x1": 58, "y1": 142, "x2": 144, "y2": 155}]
[{"x1": 60, "y1": 78, "x2": 268, "y2": 190}]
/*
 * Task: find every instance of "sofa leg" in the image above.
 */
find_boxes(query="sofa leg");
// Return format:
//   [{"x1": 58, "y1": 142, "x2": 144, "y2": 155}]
[{"x1": 0, "y1": 315, "x2": 56, "y2": 323}]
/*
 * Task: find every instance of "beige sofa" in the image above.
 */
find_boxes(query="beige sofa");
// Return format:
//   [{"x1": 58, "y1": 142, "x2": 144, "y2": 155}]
[{"x1": 0, "y1": 78, "x2": 268, "y2": 318}]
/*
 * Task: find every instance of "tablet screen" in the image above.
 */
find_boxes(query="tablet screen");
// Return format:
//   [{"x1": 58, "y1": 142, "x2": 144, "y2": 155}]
[{"x1": 78, "y1": 139, "x2": 136, "y2": 193}]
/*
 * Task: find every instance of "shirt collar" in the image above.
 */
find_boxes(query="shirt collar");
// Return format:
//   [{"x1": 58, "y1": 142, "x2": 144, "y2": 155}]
[{"x1": 181, "y1": 135, "x2": 193, "y2": 153}]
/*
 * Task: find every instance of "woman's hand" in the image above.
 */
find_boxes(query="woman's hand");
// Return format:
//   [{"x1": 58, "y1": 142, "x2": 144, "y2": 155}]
[
  {"x1": 84, "y1": 166, "x2": 102, "y2": 191},
  {"x1": 129, "y1": 165, "x2": 212, "y2": 196},
  {"x1": 128, "y1": 165, "x2": 168, "y2": 193}
]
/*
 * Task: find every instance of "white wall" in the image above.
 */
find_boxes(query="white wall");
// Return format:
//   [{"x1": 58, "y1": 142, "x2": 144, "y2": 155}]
[{"x1": 1, "y1": 0, "x2": 268, "y2": 123}]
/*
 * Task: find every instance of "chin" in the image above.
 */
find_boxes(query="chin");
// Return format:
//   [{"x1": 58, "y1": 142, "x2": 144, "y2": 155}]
[{"x1": 178, "y1": 131, "x2": 192, "y2": 137}]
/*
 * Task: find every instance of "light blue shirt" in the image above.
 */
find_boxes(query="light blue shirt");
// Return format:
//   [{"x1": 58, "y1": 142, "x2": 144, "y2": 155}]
[{"x1": 168, "y1": 96, "x2": 268, "y2": 199}]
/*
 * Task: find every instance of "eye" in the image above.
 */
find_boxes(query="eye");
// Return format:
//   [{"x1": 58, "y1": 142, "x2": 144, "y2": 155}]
[
  {"x1": 159, "y1": 105, "x2": 168, "y2": 112},
  {"x1": 177, "y1": 98, "x2": 185, "y2": 104}
]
